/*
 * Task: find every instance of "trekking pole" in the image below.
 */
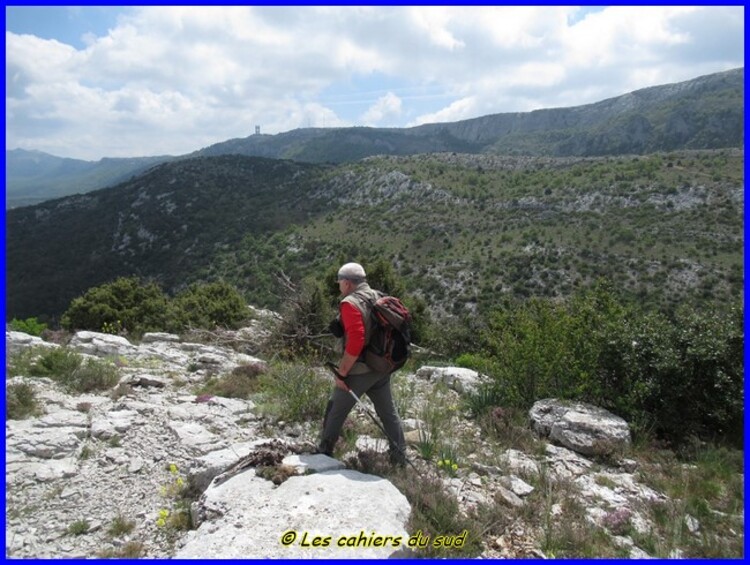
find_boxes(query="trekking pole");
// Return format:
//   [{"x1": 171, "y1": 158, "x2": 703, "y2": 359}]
[{"x1": 325, "y1": 362, "x2": 422, "y2": 476}]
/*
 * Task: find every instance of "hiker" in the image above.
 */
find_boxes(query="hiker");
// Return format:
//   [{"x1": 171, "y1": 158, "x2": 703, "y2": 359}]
[{"x1": 317, "y1": 262, "x2": 407, "y2": 465}]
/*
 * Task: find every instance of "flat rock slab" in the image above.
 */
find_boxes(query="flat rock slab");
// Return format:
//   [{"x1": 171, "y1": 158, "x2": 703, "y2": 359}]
[{"x1": 177, "y1": 469, "x2": 410, "y2": 558}]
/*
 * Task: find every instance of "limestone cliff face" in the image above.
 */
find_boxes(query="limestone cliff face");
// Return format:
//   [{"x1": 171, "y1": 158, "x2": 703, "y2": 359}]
[{"x1": 411, "y1": 68, "x2": 743, "y2": 155}]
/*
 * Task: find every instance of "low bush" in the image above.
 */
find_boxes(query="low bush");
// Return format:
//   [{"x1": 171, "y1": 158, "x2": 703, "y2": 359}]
[
  {"x1": 96, "y1": 541, "x2": 145, "y2": 558},
  {"x1": 462, "y1": 281, "x2": 743, "y2": 447},
  {"x1": 6, "y1": 381, "x2": 40, "y2": 420},
  {"x1": 8, "y1": 347, "x2": 119, "y2": 394},
  {"x1": 61, "y1": 276, "x2": 172, "y2": 336},
  {"x1": 9, "y1": 317, "x2": 47, "y2": 336},
  {"x1": 60, "y1": 277, "x2": 250, "y2": 336},
  {"x1": 108, "y1": 514, "x2": 136, "y2": 537},
  {"x1": 60, "y1": 359, "x2": 120, "y2": 393},
  {"x1": 68, "y1": 520, "x2": 90, "y2": 536},
  {"x1": 256, "y1": 363, "x2": 330, "y2": 423},
  {"x1": 172, "y1": 281, "x2": 250, "y2": 330},
  {"x1": 198, "y1": 363, "x2": 267, "y2": 399},
  {"x1": 11, "y1": 347, "x2": 81, "y2": 379}
]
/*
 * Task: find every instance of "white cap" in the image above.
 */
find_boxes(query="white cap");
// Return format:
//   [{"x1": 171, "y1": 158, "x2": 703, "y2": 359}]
[{"x1": 337, "y1": 262, "x2": 366, "y2": 281}]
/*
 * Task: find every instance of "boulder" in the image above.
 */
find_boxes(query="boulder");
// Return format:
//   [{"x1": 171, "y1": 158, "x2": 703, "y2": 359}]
[
  {"x1": 90, "y1": 409, "x2": 139, "y2": 440},
  {"x1": 176, "y1": 469, "x2": 410, "y2": 558},
  {"x1": 281, "y1": 453, "x2": 346, "y2": 474},
  {"x1": 167, "y1": 420, "x2": 226, "y2": 453},
  {"x1": 6, "y1": 331, "x2": 59, "y2": 356},
  {"x1": 415, "y1": 366, "x2": 489, "y2": 394},
  {"x1": 69, "y1": 331, "x2": 137, "y2": 357},
  {"x1": 529, "y1": 399, "x2": 631, "y2": 456}
]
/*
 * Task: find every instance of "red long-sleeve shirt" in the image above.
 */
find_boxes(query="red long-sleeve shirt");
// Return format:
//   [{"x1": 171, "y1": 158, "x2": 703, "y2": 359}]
[{"x1": 341, "y1": 301, "x2": 366, "y2": 357}]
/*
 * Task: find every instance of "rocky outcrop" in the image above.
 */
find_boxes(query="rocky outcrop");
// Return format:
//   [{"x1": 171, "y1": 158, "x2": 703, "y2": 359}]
[
  {"x1": 5, "y1": 328, "x2": 412, "y2": 559},
  {"x1": 69, "y1": 332, "x2": 138, "y2": 357},
  {"x1": 178, "y1": 464, "x2": 410, "y2": 559},
  {"x1": 5, "y1": 330, "x2": 272, "y2": 557},
  {"x1": 415, "y1": 366, "x2": 490, "y2": 395},
  {"x1": 5, "y1": 328, "x2": 740, "y2": 559},
  {"x1": 6, "y1": 330, "x2": 59, "y2": 356},
  {"x1": 529, "y1": 398, "x2": 631, "y2": 456}
]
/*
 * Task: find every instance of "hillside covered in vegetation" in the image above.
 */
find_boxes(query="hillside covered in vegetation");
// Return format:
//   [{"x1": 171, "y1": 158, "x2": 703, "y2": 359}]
[{"x1": 7, "y1": 149, "x2": 743, "y2": 325}]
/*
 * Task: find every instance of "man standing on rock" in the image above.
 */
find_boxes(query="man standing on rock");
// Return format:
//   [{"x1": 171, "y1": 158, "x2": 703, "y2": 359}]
[{"x1": 317, "y1": 262, "x2": 406, "y2": 466}]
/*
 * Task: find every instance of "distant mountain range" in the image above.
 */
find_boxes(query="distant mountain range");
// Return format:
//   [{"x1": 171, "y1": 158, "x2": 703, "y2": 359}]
[
  {"x1": 5, "y1": 150, "x2": 172, "y2": 209},
  {"x1": 6, "y1": 67, "x2": 743, "y2": 209}
]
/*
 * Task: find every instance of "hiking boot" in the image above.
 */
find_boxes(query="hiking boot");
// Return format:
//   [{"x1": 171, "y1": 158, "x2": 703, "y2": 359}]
[{"x1": 315, "y1": 439, "x2": 335, "y2": 457}]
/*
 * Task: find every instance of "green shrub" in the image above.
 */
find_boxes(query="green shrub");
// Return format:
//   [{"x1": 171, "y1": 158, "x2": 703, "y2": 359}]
[
  {"x1": 477, "y1": 297, "x2": 585, "y2": 407},
  {"x1": 61, "y1": 276, "x2": 172, "y2": 335},
  {"x1": 9, "y1": 317, "x2": 47, "y2": 336},
  {"x1": 96, "y1": 541, "x2": 145, "y2": 558},
  {"x1": 10, "y1": 347, "x2": 119, "y2": 394},
  {"x1": 6, "y1": 382, "x2": 40, "y2": 420},
  {"x1": 172, "y1": 281, "x2": 249, "y2": 330},
  {"x1": 60, "y1": 277, "x2": 250, "y2": 335},
  {"x1": 108, "y1": 514, "x2": 136, "y2": 537},
  {"x1": 68, "y1": 519, "x2": 90, "y2": 536},
  {"x1": 404, "y1": 294, "x2": 431, "y2": 347},
  {"x1": 256, "y1": 363, "x2": 330, "y2": 422},
  {"x1": 60, "y1": 359, "x2": 120, "y2": 394},
  {"x1": 630, "y1": 305, "x2": 743, "y2": 446},
  {"x1": 198, "y1": 363, "x2": 267, "y2": 399},
  {"x1": 428, "y1": 314, "x2": 485, "y2": 359},
  {"x1": 463, "y1": 281, "x2": 743, "y2": 447},
  {"x1": 22, "y1": 347, "x2": 83, "y2": 379}
]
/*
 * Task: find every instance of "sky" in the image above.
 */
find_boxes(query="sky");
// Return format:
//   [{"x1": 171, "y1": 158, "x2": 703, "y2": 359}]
[{"x1": 4, "y1": 5, "x2": 745, "y2": 161}]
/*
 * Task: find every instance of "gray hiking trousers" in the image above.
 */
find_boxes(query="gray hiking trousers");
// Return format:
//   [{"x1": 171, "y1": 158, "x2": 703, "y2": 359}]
[{"x1": 317, "y1": 370, "x2": 405, "y2": 460}]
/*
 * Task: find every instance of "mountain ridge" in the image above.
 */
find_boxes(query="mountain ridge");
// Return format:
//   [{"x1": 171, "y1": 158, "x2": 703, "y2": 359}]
[{"x1": 6, "y1": 67, "x2": 743, "y2": 208}]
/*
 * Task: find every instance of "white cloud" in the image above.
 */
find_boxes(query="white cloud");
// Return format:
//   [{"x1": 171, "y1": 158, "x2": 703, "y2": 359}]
[
  {"x1": 412, "y1": 96, "x2": 479, "y2": 126},
  {"x1": 408, "y1": 6, "x2": 465, "y2": 50},
  {"x1": 361, "y1": 92, "x2": 402, "y2": 126},
  {"x1": 5, "y1": 5, "x2": 744, "y2": 160},
  {"x1": 561, "y1": 6, "x2": 696, "y2": 69}
]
